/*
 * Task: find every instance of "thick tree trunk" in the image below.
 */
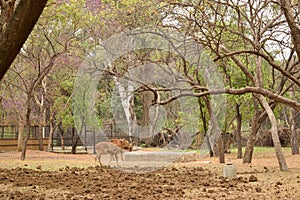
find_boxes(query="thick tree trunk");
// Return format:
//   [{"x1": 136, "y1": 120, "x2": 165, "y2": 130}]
[
  {"x1": 71, "y1": 128, "x2": 80, "y2": 154},
  {"x1": 235, "y1": 103, "x2": 242, "y2": 159},
  {"x1": 259, "y1": 96, "x2": 288, "y2": 171},
  {"x1": 243, "y1": 102, "x2": 276, "y2": 163},
  {"x1": 243, "y1": 97, "x2": 261, "y2": 163},
  {"x1": 243, "y1": 131, "x2": 256, "y2": 163},
  {"x1": 0, "y1": 0, "x2": 47, "y2": 81},
  {"x1": 140, "y1": 91, "x2": 152, "y2": 126}
]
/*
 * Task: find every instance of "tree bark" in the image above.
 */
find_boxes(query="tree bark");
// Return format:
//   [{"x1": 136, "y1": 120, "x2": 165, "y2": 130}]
[
  {"x1": 288, "y1": 88, "x2": 299, "y2": 154},
  {"x1": 203, "y1": 96, "x2": 224, "y2": 163},
  {"x1": 198, "y1": 97, "x2": 213, "y2": 157},
  {"x1": 21, "y1": 95, "x2": 31, "y2": 160},
  {"x1": 17, "y1": 119, "x2": 24, "y2": 152},
  {"x1": 235, "y1": 103, "x2": 242, "y2": 159},
  {"x1": 259, "y1": 95, "x2": 288, "y2": 171},
  {"x1": 140, "y1": 90, "x2": 152, "y2": 126},
  {"x1": 289, "y1": 110, "x2": 299, "y2": 155},
  {"x1": 217, "y1": 133, "x2": 225, "y2": 163},
  {"x1": 280, "y1": 0, "x2": 300, "y2": 59},
  {"x1": 38, "y1": 125, "x2": 43, "y2": 151},
  {"x1": 71, "y1": 127, "x2": 80, "y2": 154},
  {"x1": 47, "y1": 115, "x2": 54, "y2": 152},
  {"x1": 0, "y1": 0, "x2": 47, "y2": 81},
  {"x1": 114, "y1": 77, "x2": 137, "y2": 142}
]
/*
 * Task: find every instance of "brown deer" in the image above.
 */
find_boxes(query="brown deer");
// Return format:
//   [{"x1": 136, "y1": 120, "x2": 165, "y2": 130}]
[
  {"x1": 95, "y1": 142, "x2": 123, "y2": 166},
  {"x1": 111, "y1": 138, "x2": 133, "y2": 152},
  {"x1": 108, "y1": 138, "x2": 133, "y2": 162}
]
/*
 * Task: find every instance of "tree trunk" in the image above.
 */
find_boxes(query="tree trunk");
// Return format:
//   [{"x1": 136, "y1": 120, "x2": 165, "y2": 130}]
[
  {"x1": 217, "y1": 133, "x2": 225, "y2": 163},
  {"x1": 60, "y1": 135, "x2": 65, "y2": 150},
  {"x1": 290, "y1": 114, "x2": 299, "y2": 155},
  {"x1": 47, "y1": 121, "x2": 53, "y2": 152},
  {"x1": 203, "y1": 96, "x2": 224, "y2": 163},
  {"x1": 71, "y1": 128, "x2": 80, "y2": 154},
  {"x1": 243, "y1": 95, "x2": 262, "y2": 164},
  {"x1": 21, "y1": 96, "x2": 31, "y2": 160},
  {"x1": 259, "y1": 96, "x2": 288, "y2": 171},
  {"x1": 38, "y1": 125, "x2": 43, "y2": 151},
  {"x1": 288, "y1": 88, "x2": 299, "y2": 155},
  {"x1": 114, "y1": 78, "x2": 136, "y2": 141},
  {"x1": 58, "y1": 125, "x2": 65, "y2": 150},
  {"x1": 235, "y1": 103, "x2": 243, "y2": 159},
  {"x1": 140, "y1": 90, "x2": 152, "y2": 126},
  {"x1": 0, "y1": 0, "x2": 47, "y2": 81},
  {"x1": 289, "y1": 109, "x2": 299, "y2": 154},
  {"x1": 17, "y1": 120, "x2": 24, "y2": 152},
  {"x1": 199, "y1": 97, "x2": 213, "y2": 157},
  {"x1": 21, "y1": 133, "x2": 29, "y2": 160}
]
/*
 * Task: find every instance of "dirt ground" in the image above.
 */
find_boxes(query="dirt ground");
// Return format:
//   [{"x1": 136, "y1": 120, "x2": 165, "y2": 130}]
[{"x1": 1, "y1": 149, "x2": 300, "y2": 199}]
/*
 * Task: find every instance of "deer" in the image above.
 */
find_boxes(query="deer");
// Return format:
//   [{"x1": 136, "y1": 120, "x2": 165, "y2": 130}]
[
  {"x1": 95, "y1": 142, "x2": 123, "y2": 166},
  {"x1": 108, "y1": 138, "x2": 133, "y2": 162},
  {"x1": 111, "y1": 138, "x2": 133, "y2": 152}
]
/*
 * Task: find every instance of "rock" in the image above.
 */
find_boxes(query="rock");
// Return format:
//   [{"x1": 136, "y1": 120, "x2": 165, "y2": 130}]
[
  {"x1": 36, "y1": 164, "x2": 41, "y2": 170},
  {"x1": 255, "y1": 187, "x2": 262, "y2": 192},
  {"x1": 249, "y1": 175, "x2": 258, "y2": 182},
  {"x1": 207, "y1": 189, "x2": 214, "y2": 193},
  {"x1": 276, "y1": 181, "x2": 282, "y2": 186}
]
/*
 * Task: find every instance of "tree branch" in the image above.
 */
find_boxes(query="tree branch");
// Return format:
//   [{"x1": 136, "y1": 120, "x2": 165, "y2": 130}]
[{"x1": 155, "y1": 86, "x2": 300, "y2": 112}]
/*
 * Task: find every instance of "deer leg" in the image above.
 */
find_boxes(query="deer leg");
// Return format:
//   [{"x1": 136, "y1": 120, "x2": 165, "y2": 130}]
[
  {"x1": 96, "y1": 153, "x2": 103, "y2": 166},
  {"x1": 115, "y1": 153, "x2": 119, "y2": 166},
  {"x1": 120, "y1": 150, "x2": 124, "y2": 161},
  {"x1": 110, "y1": 154, "x2": 113, "y2": 162},
  {"x1": 95, "y1": 153, "x2": 99, "y2": 165}
]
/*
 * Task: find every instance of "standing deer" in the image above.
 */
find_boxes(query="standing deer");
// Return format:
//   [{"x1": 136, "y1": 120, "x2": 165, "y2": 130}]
[
  {"x1": 95, "y1": 142, "x2": 123, "y2": 166},
  {"x1": 111, "y1": 138, "x2": 133, "y2": 152},
  {"x1": 108, "y1": 138, "x2": 133, "y2": 162}
]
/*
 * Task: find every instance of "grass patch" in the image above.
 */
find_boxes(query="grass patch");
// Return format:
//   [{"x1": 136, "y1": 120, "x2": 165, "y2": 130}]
[{"x1": 230, "y1": 146, "x2": 291, "y2": 154}]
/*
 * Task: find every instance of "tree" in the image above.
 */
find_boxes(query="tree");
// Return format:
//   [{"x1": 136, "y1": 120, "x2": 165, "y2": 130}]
[
  {"x1": 154, "y1": 0, "x2": 300, "y2": 170},
  {"x1": 1, "y1": 0, "x2": 93, "y2": 158},
  {"x1": 0, "y1": 0, "x2": 47, "y2": 81}
]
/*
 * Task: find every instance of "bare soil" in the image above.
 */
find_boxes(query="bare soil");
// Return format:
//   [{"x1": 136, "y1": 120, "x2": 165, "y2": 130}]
[{"x1": 0, "y1": 149, "x2": 300, "y2": 199}]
